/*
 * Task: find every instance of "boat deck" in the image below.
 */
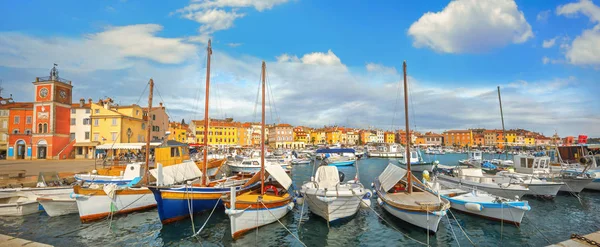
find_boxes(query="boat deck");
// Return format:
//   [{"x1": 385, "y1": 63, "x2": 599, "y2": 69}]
[
  {"x1": 236, "y1": 191, "x2": 291, "y2": 203},
  {"x1": 385, "y1": 191, "x2": 442, "y2": 207}
]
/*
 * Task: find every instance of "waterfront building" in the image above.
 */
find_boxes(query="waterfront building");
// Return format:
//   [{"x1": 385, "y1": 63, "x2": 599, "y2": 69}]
[
  {"x1": 495, "y1": 130, "x2": 505, "y2": 149},
  {"x1": 268, "y1": 123, "x2": 293, "y2": 148},
  {"x1": 70, "y1": 98, "x2": 96, "y2": 159},
  {"x1": 0, "y1": 97, "x2": 13, "y2": 157},
  {"x1": 144, "y1": 103, "x2": 168, "y2": 141},
  {"x1": 346, "y1": 131, "x2": 359, "y2": 145},
  {"x1": 293, "y1": 126, "x2": 309, "y2": 144},
  {"x1": 190, "y1": 118, "x2": 240, "y2": 148},
  {"x1": 473, "y1": 134, "x2": 485, "y2": 147},
  {"x1": 384, "y1": 132, "x2": 395, "y2": 144},
  {"x1": 7, "y1": 102, "x2": 33, "y2": 159},
  {"x1": 396, "y1": 130, "x2": 416, "y2": 145},
  {"x1": 505, "y1": 131, "x2": 517, "y2": 145},
  {"x1": 90, "y1": 98, "x2": 146, "y2": 149},
  {"x1": 238, "y1": 122, "x2": 253, "y2": 146},
  {"x1": 375, "y1": 130, "x2": 384, "y2": 143},
  {"x1": 484, "y1": 130, "x2": 496, "y2": 147},
  {"x1": 168, "y1": 121, "x2": 189, "y2": 143},
  {"x1": 443, "y1": 130, "x2": 473, "y2": 148},
  {"x1": 525, "y1": 134, "x2": 535, "y2": 146},
  {"x1": 422, "y1": 132, "x2": 443, "y2": 146},
  {"x1": 325, "y1": 128, "x2": 341, "y2": 145}
]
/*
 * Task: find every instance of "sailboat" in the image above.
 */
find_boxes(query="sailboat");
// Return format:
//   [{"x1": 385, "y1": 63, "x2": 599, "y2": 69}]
[
  {"x1": 223, "y1": 61, "x2": 294, "y2": 239},
  {"x1": 373, "y1": 61, "x2": 450, "y2": 232},
  {"x1": 148, "y1": 40, "x2": 257, "y2": 224},
  {"x1": 72, "y1": 79, "x2": 158, "y2": 222}
]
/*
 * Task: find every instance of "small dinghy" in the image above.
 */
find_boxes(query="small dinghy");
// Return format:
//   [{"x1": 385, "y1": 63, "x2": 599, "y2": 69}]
[
  {"x1": 37, "y1": 197, "x2": 78, "y2": 217},
  {"x1": 0, "y1": 193, "x2": 39, "y2": 216}
]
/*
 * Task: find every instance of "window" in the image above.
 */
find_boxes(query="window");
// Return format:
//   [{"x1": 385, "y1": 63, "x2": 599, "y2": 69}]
[
  {"x1": 25, "y1": 129, "x2": 31, "y2": 135},
  {"x1": 94, "y1": 119, "x2": 99, "y2": 126},
  {"x1": 94, "y1": 109, "x2": 99, "y2": 114},
  {"x1": 38, "y1": 124, "x2": 42, "y2": 133},
  {"x1": 93, "y1": 133, "x2": 99, "y2": 141},
  {"x1": 111, "y1": 132, "x2": 118, "y2": 141},
  {"x1": 13, "y1": 129, "x2": 19, "y2": 134},
  {"x1": 0, "y1": 133, "x2": 5, "y2": 141},
  {"x1": 43, "y1": 123, "x2": 48, "y2": 133},
  {"x1": 136, "y1": 110, "x2": 139, "y2": 116},
  {"x1": 70, "y1": 118, "x2": 76, "y2": 125},
  {"x1": 2, "y1": 120, "x2": 6, "y2": 129},
  {"x1": 170, "y1": 147, "x2": 180, "y2": 157},
  {"x1": 70, "y1": 133, "x2": 75, "y2": 140},
  {"x1": 152, "y1": 114, "x2": 156, "y2": 121},
  {"x1": 85, "y1": 132, "x2": 90, "y2": 140},
  {"x1": 142, "y1": 123, "x2": 146, "y2": 130},
  {"x1": 26, "y1": 116, "x2": 32, "y2": 124},
  {"x1": 14, "y1": 116, "x2": 20, "y2": 124},
  {"x1": 85, "y1": 109, "x2": 90, "y2": 114},
  {"x1": 83, "y1": 118, "x2": 91, "y2": 125},
  {"x1": 112, "y1": 118, "x2": 117, "y2": 126}
]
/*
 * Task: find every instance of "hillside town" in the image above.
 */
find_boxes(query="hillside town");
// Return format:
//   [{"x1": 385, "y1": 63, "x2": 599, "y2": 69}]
[{"x1": 0, "y1": 68, "x2": 591, "y2": 160}]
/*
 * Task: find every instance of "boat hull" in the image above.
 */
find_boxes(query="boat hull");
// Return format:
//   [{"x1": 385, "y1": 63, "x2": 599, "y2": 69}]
[
  {"x1": 149, "y1": 186, "x2": 229, "y2": 224},
  {"x1": 378, "y1": 199, "x2": 444, "y2": 232},
  {"x1": 226, "y1": 201, "x2": 293, "y2": 239},
  {"x1": 445, "y1": 197, "x2": 528, "y2": 225},
  {"x1": 555, "y1": 178, "x2": 593, "y2": 193},
  {"x1": 37, "y1": 198, "x2": 78, "y2": 217},
  {"x1": 302, "y1": 192, "x2": 362, "y2": 222},
  {"x1": 524, "y1": 183, "x2": 562, "y2": 197},
  {"x1": 0, "y1": 201, "x2": 39, "y2": 216},
  {"x1": 74, "y1": 187, "x2": 156, "y2": 222},
  {"x1": 398, "y1": 162, "x2": 434, "y2": 172},
  {"x1": 328, "y1": 161, "x2": 355, "y2": 166},
  {"x1": 585, "y1": 178, "x2": 600, "y2": 191}
]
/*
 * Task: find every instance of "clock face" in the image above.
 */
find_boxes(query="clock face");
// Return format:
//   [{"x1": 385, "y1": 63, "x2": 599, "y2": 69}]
[
  {"x1": 59, "y1": 90, "x2": 67, "y2": 99},
  {"x1": 39, "y1": 88, "x2": 49, "y2": 98}
]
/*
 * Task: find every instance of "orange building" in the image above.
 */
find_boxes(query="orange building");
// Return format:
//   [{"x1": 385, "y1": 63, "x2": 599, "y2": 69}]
[
  {"x1": 396, "y1": 130, "x2": 415, "y2": 145},
  {"x1": 7, "y1": 103, "x2": 34, "y2": 159},
  {"x1": 473, "y1": 134, "x2": 485, "y2": 147},
  {"x1": 443, "y1": 130, "x2": 473, "y2": 147},
  {"x1": 495, "y1": 131, "x2": 505, "y2": 149}
]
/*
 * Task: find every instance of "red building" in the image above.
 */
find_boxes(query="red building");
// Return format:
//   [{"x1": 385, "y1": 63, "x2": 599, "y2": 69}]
[
  {"x1": 7, "y1": 103, "x2": 33, "y2": 159},
  {"x1": 30, "y1": 66, "x2": 74, "y2": 159}
]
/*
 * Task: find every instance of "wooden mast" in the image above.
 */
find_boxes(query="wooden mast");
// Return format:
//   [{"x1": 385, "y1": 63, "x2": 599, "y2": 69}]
[
  {"x1": 202, "y1": 39, "x2": 212, "y2": 186},
  {"x1": 403, "y1": 61, "x2": 412, "y2": 193},
  {"x1": 144, "y1": 79, "x2": 154, "y2": 184},
  {"x1": 260, "y1": 61, "x2": 266, "y2": 195},
  {"x1": 498, "y1": 86, "x2": 508, "y2": 160}
]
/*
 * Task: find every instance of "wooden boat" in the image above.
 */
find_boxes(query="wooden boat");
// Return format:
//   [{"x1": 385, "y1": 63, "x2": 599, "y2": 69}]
[
  {"x1": 224, "y1": 61, "x2": 294, "y2": 239},
  {"x1": 373, "y1": 61, "x2": 450, "y2": 233},
  {"x1": 0, "y1": 193, "x2": 39, "y2": 216}
]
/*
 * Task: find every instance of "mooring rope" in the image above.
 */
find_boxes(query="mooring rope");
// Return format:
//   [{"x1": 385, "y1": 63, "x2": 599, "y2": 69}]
[
  {"x1": 192, "y1": 197, "x2": 222, "y2": 238},
  {"x1": 447, "y1": 209, "x2": 476, "y2": 246},
  {"x1": 259, "y1": 201, "x2": 307, "y2": 247}
]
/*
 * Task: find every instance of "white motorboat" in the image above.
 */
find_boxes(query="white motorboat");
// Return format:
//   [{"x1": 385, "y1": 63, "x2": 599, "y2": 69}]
[
  {"x1": 513, "y1": 155, "x2": 593, "y2": 193},
  {"x1": 436, "y1": 167, "x2": 529, "y2": 199},
  {"x1": 0, "y1": 193, "x2": 39, "y2": 216},
  {"x1": 291, "y1": 158, "x2": 311, "y2": 165},
  {"x1": 495, "y1": 171, "x2": 563, "y2": 197},
  {"x1": 398, "y1": 149, "x2": 436, "y2": 172},
  {"x1": 458, "y1": 151, "x2": 483, "y2": 167},
  {"x1": 367, "y1": 144, "x2": 404, "y2": 158},
  {"x1": 301, "y1": 165, "x2": 369, "y2": 222},
  {"x1": 75, "y1": 163, "x2": 145, "y2": 185},
  {"x1": 426, "y1": 176, "x2": 530, "y2": 225},
  {"x1": 228, "y1": 158, "x2": 290, "y2": 174}
]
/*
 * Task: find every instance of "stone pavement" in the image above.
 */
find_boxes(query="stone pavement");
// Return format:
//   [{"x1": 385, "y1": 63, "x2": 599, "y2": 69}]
[{"x1": 0, "y1": 159, "x2": 97, "y2": 187}]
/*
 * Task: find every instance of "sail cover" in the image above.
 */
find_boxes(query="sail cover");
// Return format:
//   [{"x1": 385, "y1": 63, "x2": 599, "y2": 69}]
[
  {"x1": 378, "y1": 163, "x2": 407, "y2": 192},
  {"x1": 150, "y1": 161, "x2": 202, "y2": 185},
  {"x1": 265, "y1": 165, "x2": 292, "y2": 190}
]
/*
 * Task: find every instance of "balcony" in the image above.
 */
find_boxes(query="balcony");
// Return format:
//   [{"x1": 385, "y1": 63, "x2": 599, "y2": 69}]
[{"x1": 36, "y1": 76, "x2": 71, "y2": 84}]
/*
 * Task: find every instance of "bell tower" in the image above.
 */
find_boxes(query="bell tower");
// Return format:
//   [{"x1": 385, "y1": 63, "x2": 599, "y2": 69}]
[{"x1": 31, "y1": 64, "x2": 73, "y2": 159}]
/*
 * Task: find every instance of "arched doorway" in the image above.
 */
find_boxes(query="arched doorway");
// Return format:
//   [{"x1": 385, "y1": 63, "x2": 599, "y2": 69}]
[
  {"x1": 16, "y1": 140, "x2": 26, "y2": 159},
  {"x1": 37, "y1": 139, "x2": 47, "y2": 159}
]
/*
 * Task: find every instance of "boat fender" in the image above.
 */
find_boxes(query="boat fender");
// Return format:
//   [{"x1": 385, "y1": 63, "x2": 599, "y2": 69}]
[
  {"x1": 295, "y1": 196, "x2": 305, "y2": 205},
  {"x1": 510, "y1": 205, "x2": 531, "y2": 211},
  {"x1": 287, "y1": 202, "x2": 295, "y2": 211},
  {"x1": 377, "y1": 197, "x2": 383, "y2": 206},
  {"x1": 423, "y1": 170, "x2": 430, "y2": 181},
  {"x1": 69, "y1": 192, "x2": 83, "y2": 199},
  {"x1": 263, "y1": 185, "x2": 279, "y2": 196},
  {"x1": 371, "y1": 182, "x2": 375, "y2": 189},
  {"x1": 432, "y1": 210, "x2": 447, "y2": 216},
  {"x1": 339, "y1": 171, "x2": 345, "y2": 183},
  {"x1": 360, "y1": 198, "x2": 371, "y2": 208},
  {"x1": 225, "y1": 208, "x2": 246, "y2": 216},
  {"x1": 465, "y1": 203, "x2": 483, "y2": 212},
  {"x1": 363, "y1": 190, "x2": 373, "y2": 199}
]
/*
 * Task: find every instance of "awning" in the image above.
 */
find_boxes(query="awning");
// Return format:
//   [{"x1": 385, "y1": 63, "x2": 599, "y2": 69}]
[
  {"x1": 74, "y1": 142, "x2": 100, "y2": 147},
  {"x1": 378, "y1": 163, "x2": 407, "y2": 192},
  {"x1": 96, "y1": 142, "x2": 161, "y2": 150},
  {"x1": 265, "y1": 165, "x2": 292, "y2": 190}
]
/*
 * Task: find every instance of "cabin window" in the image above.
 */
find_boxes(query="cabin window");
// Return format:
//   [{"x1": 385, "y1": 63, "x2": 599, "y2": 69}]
[
  {"x1": 520, "y1": 158, "x2": 526, "y2": 167},
  {"x1": 170, "y1": 147, "x2": 180, "y2": 157},
  {"x1": 527, "y1": 158, "x2": 534, "y2": 168}
]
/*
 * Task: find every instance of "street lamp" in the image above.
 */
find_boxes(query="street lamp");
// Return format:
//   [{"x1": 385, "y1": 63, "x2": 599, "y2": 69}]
[{"x1": 127, "y1": 128, "x2": 132, "y2": 143}]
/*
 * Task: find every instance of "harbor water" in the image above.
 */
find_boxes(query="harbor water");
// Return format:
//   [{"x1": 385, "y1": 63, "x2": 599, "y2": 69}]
[{"x1": 1, "y1": 153, "x2": 599, "y2": 246}]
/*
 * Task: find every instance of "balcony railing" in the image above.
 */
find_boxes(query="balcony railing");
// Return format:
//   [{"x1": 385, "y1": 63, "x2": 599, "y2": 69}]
[{"x1": 36, "y1": 76, "x2": 71, "y2": 84}]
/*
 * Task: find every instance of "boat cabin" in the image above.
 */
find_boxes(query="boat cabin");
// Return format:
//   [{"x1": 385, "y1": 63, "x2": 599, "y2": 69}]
[
  {"x1": 468, "y1": 151, "x2": 483, "y2": 161},
  {"x1": 513, "y1": 155, "x2": 551, "y2": 174},
  {"x1": 154, "y1": 140, "x2": 190, "y2": 166}
]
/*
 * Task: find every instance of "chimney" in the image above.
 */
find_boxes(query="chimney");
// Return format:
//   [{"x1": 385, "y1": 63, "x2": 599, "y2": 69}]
[
  {"x1": 79, "y1": 98, "x2": 85, "y2": 107},
  {"x1": 88, "y1": 98, "x2": 92, "y2": 104}
]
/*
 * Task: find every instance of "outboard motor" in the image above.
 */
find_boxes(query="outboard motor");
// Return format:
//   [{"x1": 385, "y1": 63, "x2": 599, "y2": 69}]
[{"x1": 338, "y1": 171, "x2": 345, "y2": 182}]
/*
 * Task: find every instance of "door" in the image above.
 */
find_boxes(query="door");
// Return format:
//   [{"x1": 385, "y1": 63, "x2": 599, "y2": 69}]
[
  {"x1": 17, "y1": 144, "x2": 25, "y2": 159},
  {"x1": 38, "y1": 147, "x2": 47, "y2": 159}
]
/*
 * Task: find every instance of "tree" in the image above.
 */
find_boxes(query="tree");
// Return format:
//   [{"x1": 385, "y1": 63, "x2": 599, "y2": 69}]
[{"x1": 181, "y1": 118, "x2": 186, "y2": 125}]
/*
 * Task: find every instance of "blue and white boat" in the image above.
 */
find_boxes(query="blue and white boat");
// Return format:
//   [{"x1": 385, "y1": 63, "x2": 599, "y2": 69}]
[
  {"x1": 398, "y1": 149, "x2": 436, "y2": 172},
  {"x1": 425, "y1": 174, "x2": 530, "y2": 226},
  {"x1": 318, "y1": 148, "x2": 357, "y2": 166}
]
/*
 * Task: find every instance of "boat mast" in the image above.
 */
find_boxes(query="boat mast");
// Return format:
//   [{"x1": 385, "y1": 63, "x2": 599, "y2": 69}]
[
  {"x1": 202, "y1": 39, "x2": 212, "y2": 186},
  {"x1": 260, "y1": 61, "x2": 266, "y2": 195},
  {"x1": 403, "y1": 61, "x2": 412, "y2": 193},
  {"x1": 497, "y1": 86, "x2": 508, "y2": 160},
  {"x1": 144, "y1": 78, "x2": 154, "y2": 184}
]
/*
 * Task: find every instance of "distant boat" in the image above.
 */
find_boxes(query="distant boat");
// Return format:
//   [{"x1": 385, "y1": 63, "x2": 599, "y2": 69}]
[
  {"x1": 436, "y1": 167, "x2": 530, "y2": 198},
  {"x1": 367, "y1": 144, "x2": 404, "y2": 158},
  {"x1": 398, "y1": 149, "x2": 435, "y2": 172},
  {"x1": 321, "y1": 148, "x2": 357, "y2": 166},
  {"x1": 458, "y1": 151, "x2": 483, "y2": 167}
]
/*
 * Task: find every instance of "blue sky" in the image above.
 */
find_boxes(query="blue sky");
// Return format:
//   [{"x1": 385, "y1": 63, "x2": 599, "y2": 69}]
[{"x1": 1, "y1": 0, "x2": 599, "y2": 136}]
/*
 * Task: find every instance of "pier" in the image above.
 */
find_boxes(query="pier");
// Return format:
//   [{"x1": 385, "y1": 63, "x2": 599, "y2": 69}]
[
  {"x1": 0, "y1": 234, "x2": 53, "y2": 247},
  {"x1": 549, "y1": 231, "x2": 600, "y2": 247}
]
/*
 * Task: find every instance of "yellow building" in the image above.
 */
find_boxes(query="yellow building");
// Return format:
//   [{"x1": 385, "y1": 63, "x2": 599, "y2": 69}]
[
  {"x1": 90, "y1": 99, "x2": 146, "y2": 145},
  {"x1": 190, "y1": 118, "x2": 239, "y2": 147},
  {"x1": 414, "y1": 135, "x2": 426, "y2": 145},
  {"x1": 326, "y1": 129, "x2": 341, "y2": 145},
  {"x1": 168, "y1": 122, "x2": 188, "y2": 143},
  {"x1": 525, "y1": 136, "x2": 535, "y2": 146},
  {"x1": 310, "y1": 130, "x2": 326, "y2": 145},
  {"x1": 293, "y1": 127, "x2": 309, "y2": 143},
  {"x1": 384, "y1": 132, "x2": 395, "y2": 144},
  {"x1": 505, "y1": 131, "x2": 517, "y2": 145}
]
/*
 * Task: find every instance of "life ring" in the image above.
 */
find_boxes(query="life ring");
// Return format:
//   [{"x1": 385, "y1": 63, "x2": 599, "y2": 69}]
[{"x1": 263, "y1": 185, "x2": 279, "y2": 196}]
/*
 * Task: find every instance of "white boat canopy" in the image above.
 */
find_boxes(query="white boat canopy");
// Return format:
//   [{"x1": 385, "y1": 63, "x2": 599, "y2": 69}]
[
  {"x1": 378, "y1": 163, "x2": 407, "y2": 192},
  {"x1": 265, "y1": 165, "x2": 292, "y2": 190},
  {"x1": 149, "y1": 161, "x2": 202, "y2": 185},
  {"x1": 96, "y1": 142, "x2": 162, "y2": 150},
  {"x1": 315, "y1": 166, "x2": 340, "y2": 190}
]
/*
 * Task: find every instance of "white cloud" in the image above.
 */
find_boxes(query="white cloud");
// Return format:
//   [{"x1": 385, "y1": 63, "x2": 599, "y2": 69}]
[
  {"x1": 542, "y1": 56, "x2": 550, "y2": 64},
  {"x1": 557, "y1": 0, "x2": 600, "y2": 65},
  {"x1": 300, "y1": 50, "x2": 344, "y2": 66},
  {"x1": 537, "y1": 10, "x2": 551, "y2": 22},
  {"x1": 276, "y1": 53, "x2": 300, "y2": 63},
  {"x1": 542, "y1": 37, "x2": 558, "y2": 48},
  {"x1": 408, "y1": 0, "x2": 533, "y2": 53},
  {"x1": 227, "y1": 42, "x2": 242, "y2": 47},
  {"x1": 182, "y1": 8, "x2": 245, "y2": 33},
  {"x1": 0, "y1": 24, "x2": 197, "y2": 72},
  {"x1": 366, "y1": 63, "x2": 398, "y2": 75}
]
